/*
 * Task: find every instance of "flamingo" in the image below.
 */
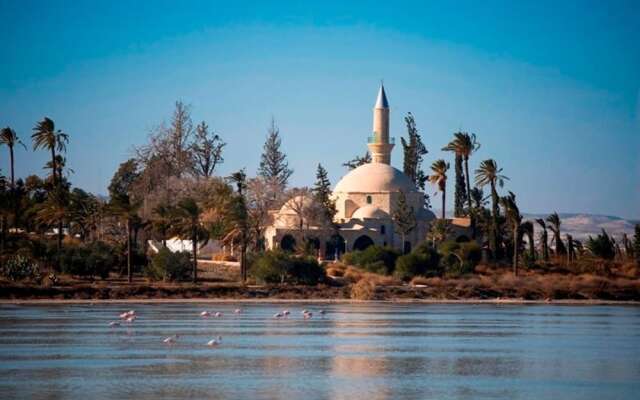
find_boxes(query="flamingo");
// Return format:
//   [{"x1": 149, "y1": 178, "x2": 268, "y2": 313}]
[
  {"x1": 163, "y1": 334, "x2": 179, "y2": 344},
  {"x1": 200, "y1": 311, "x2": 211, "y2": 318},
  {"x1": 303, "y1": 311, "x2": 313, "y2": 320},
  {"x1": 207, "y1": 336, "x2": 223, "y2": 346},
  {"x1": 318, "y1": 310, "x2": 326, "y2": 315},
  {"x1": 214, "y1": 312, "x2": 223, "y2": 318},
  {"x1": 124, "y1": 315, "x2": 136, "y2": 323},
  {"x1": 109, "y1": 321, "x2": 121, "y2": 327},
  {"x1": 234, "y1": 308, "x2": 242, "y2": 314},
  {"x1": 282, "y1": 310, "x2": 290, "y2": 316},
  {"x1": 273, "y1": 312, "x2": 284, "y2": 319}
]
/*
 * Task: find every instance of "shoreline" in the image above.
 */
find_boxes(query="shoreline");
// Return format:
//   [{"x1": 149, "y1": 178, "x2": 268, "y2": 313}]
[{"x1": 2, "y1": 298, "x2": 638, "y2": 306}]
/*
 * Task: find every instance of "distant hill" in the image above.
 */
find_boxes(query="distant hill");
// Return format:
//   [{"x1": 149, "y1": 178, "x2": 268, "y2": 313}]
[
  {"x1": 438, "y1": 210, "x2": 638, "y2": 242},
  {"x1": 522, "y1": 213, "x2": 637, "y2": 242}
]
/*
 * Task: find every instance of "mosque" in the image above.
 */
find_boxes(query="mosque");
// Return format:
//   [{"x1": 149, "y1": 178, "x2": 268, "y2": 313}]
[{"x1": 263, "y1": 85, "x2": 438, "y2": 258}]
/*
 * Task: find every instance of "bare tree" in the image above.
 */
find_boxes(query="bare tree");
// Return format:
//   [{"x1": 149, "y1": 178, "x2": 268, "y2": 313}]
[{"x1": 190, "y1": 121, "x2": 225, "y2": 178}]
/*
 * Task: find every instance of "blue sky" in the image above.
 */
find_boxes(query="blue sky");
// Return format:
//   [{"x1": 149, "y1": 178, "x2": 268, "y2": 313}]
[{"x1": 1, "y1": 0, "x2": 639, "y2": 219}]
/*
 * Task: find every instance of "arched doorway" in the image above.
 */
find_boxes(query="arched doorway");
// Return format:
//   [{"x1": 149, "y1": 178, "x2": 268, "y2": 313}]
[
  {"x1": 325, "y1": 234, "x2": 346, "y2": 260},
  {"x1": 353, "y1": 235, "x2": 374, "y2": 251},
  {"x1": 304, "y1": 237, "x2": 321, "y2": 255},
  {"x1": 280, "y1": 234, "x2": 296, "y2": 252}
]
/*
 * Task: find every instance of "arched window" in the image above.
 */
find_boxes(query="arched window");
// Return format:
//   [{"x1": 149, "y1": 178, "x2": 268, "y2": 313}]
[
  {"x1": 380, "y1": 225, "x2": 386, "y2": 234},
  {"x1": 366, "y1": 195, "x2": 372, "y2": 204}
]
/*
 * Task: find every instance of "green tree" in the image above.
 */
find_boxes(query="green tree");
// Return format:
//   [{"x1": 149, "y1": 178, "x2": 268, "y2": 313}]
[
  {"x1": 343, "y1": 151, "x2": 371, "y2": 170},
  {"x1": 500, "y1": 192, "x2": 521, "y2": 275},
  {"x1": 258, "y1": 118, "x2": 293, "y2": 189},
  {"x1": 546, "y1": 212, "x2": 566, "y2": 256},
  {"x1": 585, "y1": 229, "x2": 616, "y2": 260},
  {"x1": 475, "y1": 159, "x2": 508, "y2": 259},
  {"x1": 535, "y1": 218, "x2": 550, "y2": 261},
  {"x1": 108, "y1": 159, "x2": 141, "y2": 283},
  {"x1": 172, "y1": 197, "x2": 209, "y2": 282},
  {"x1": 401, "y1": 112, "x2": 428, "y2": 190},
  {"x1": 68, "y1": 188, "x2": 101, "y2": 242},
  {"x1": 393, "y1": 191, "x2": 416, "y2": 254},
  {"x1": 428, "y1": 159, "x2": 449, "y2": 219},
  {"x1": 151, "y1": 203, "x2": 173, "y2": 247}
]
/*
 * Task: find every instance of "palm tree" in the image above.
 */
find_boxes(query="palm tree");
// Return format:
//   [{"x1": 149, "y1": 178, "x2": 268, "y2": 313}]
[
  {"x1": 1, "y1": 127, "x2": 26, "y2": 229},
  {"x1": 0, "y1": 127, "x2": 26, "y2": 189},
  {"x1": 475, "y1": 159, "x2": 509, "y2": 259},
  {"x1": 227, "y1": 169, "x2": 249, "y2": 282},
  {"x1": 172, "y1": 197, "x2": 209, "y2": 283},
  {"x1": 546, "y1": 212, "x2": 565, "y2": 256},
  {"x1": 442, "y1": 132, "x2": 480, "y2": 217},
  {"x1": 500, "y1": 192, "x2": 521, "y2": 275},
  {"x1": 32, "y1": 118, "x2": 69, "y2": 253},
  {"x1": 520, "y1": 220, "x2": 535, "y2": 260},
  {"x1": 152, "y1": 203, "x2": 173, "y2": 248},
  {"x1": 32, "y1": 118, "x2": 68, "y2": 185},
  {"x1": 428, "y1": 159, "x2": 449, "y2": 219},
  {"x1": 535, "y1": 218, "x2": 550, "y2": 261},
  {"x1": 109, "y1": 194, "x2": 140, "y2": 283}
]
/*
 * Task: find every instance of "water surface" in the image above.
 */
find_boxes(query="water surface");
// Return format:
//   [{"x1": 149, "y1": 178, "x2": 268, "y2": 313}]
[{"x1": 0, "y1": 303, "x2": 638, "y2": 399}]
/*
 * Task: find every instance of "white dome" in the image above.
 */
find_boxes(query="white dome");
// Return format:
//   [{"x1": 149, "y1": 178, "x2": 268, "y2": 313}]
[
  {"x1": 351, "y1": 205, "x2": 390, "y2": 220},
  {"x1": 279, "y1": 195, "x2": 313, "y2": 215},
  {"x1": 334, "y1": 163, "x2": 416, "y2": 193}
]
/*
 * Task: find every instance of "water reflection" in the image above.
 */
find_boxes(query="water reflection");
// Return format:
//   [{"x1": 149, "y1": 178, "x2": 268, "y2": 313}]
[{"x1": 0, "y1": 303, "x2": 638, "y2": 399}]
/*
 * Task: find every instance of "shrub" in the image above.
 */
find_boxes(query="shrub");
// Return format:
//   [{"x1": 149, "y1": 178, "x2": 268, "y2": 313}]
[
  {"x1": 289, "y1": 256, "x2": 326, "y2": 285},
  {"x1": 438, "y1": 240, "x2": 482, "y2": 277},
  {"x1": 0, "y1": 255, "x2": 40, "y2": 282},
  {"x1": 146, "y1": 247, "x2": 192, "y2": 281},
  {"x1": 250, "y1": 250, "x2": 325, "y2": 285},
  {"x1": 342, "y1": 245, "x2": 400, "y2": 275},
  {"x1": 350, "y1": 277, "x2": 378, "y2": 300}
]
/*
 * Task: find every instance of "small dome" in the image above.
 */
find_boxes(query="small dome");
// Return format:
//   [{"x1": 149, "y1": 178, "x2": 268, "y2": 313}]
[
  {"x1": 279, "y1": 195, "x2": 313, "y2": 215},
  {"x1": 334, "y1": 163, "x2": 416, "y2": 193},
  {"x1": 351, "y1": 205, "x2": 390, "y2": 220}
]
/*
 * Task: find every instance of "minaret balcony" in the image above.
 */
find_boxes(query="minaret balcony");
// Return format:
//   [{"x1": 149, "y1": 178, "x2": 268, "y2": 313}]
[{"x1": 367, "y1": 136, "x2": 395, "y2": 144}]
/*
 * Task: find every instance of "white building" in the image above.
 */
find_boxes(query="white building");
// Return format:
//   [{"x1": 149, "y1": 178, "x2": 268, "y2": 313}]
[{"x1": 264, "y1": 85, "x2": 437, "y2": 258}]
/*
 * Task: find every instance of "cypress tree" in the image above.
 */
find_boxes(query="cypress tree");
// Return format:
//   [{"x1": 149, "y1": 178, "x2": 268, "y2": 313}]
[
  {"x1": 312, "y1": 163, "x2": 336, "y2": 224},
  {"x1": 401, "y1": 113, "x2": 428, "y2": 190},
  {"x1": 454, "y1": 154, "x2": 466, "y2": 217},
  {"x1": 258, "y1": 118, "x2": 293, "y2": 189},
  {"x1": 393, "y1": 191, "x2": 417, "y2": 254}
]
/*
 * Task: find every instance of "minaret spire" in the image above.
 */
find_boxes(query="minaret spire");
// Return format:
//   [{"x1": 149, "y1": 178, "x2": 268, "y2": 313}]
[{"x1": 368, "y1": 83, "x2": 394, "y2": 164}]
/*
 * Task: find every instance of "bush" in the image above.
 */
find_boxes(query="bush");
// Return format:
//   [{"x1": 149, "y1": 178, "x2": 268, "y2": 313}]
[
  {"x1": 438, "y1": 240, "x2": 482, "y2": 277},
  {"x1": 0, "y1": 255, "x2": 40, "y2": 282},
  {"x1": 59, "y1": 242, "x2": 119, "y2": 279},
  {"x1": 146, "y1": 248, "x2": 192, "y2": 281},
  {"x1": 342, "y1": 245, "x2": 400, "y2": 275},
  {"x1": 250, "y1": 250, "x2": 325, "y2": 285}
]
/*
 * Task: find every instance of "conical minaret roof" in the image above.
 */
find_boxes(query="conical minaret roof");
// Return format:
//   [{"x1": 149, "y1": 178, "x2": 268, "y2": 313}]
[{"x1": 375, "y1": 84, "x2": 389, "y2": 108}]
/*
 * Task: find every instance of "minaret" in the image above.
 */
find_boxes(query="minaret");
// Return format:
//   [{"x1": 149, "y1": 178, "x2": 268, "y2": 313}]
[{"x1": 368, "y1": 84, "x2": 394, "y2": 164}]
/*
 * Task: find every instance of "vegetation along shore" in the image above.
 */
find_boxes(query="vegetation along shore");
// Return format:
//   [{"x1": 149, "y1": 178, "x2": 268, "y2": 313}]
[{"x1": 1, "y1": 101, "x2": 639, "y2": 301}]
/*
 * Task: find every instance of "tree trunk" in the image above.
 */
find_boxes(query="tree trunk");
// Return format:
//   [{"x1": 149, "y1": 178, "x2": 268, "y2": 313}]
[
  {"x1": 513, "y1": 226, "x2": 519, "y2": 276},
  {"x1": 192, "y1": 231, "x2": 198, "y2": 283},
  {"x1": 528, "y1": 232, "x2": 535, "y2": 260},
  {"x1": 464, "y1": 157, "x2": 476, "y2": 239},
  {"x1": 127, "y1": 219, "x2": 132, "y2": 283},
  {"x1": 441, "y1": 189, "x2": 446, "y2": 220},
  {"x1": 489, "y1": 182, "x2": 498, "y2": 259}
]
